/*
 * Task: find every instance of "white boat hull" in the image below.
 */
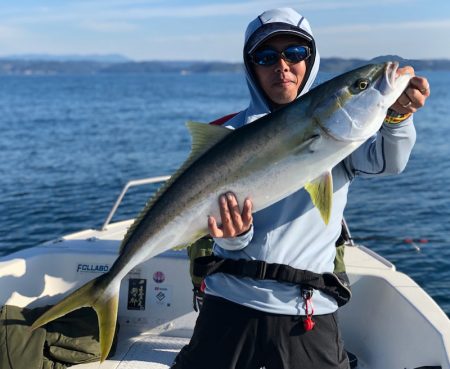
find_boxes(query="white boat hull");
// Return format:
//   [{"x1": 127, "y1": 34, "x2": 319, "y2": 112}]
[{"x1": 0, "y1": 219, "x2": 449, "y2": 369}]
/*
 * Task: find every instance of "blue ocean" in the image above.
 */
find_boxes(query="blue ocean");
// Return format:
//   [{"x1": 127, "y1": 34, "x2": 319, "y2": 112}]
[{"x1": 0, "y1": 70, "x2": 449, "y2": 316}]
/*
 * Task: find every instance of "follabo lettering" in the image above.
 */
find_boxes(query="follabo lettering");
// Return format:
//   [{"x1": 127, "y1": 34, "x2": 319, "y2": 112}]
[{"x1": 77, "y1": 264, "x2": 110, "y2": 273}]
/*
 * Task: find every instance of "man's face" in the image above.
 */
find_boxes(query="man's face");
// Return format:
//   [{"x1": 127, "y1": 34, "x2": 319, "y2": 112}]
[{"x1": 252, "y1": 35, "x2": 308, "y2": 109}]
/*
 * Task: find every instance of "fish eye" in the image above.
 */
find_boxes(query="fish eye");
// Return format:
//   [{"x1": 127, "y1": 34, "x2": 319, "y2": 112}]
[
  {"x1": 356, "y1": 78, "x2": 370, "y2": 90},
  {"x1": 349, "y1": 78, "x2": 371, "y2": 95}
]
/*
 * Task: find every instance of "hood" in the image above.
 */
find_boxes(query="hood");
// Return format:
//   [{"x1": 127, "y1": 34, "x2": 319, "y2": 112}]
[{"x1": 237, "y1": 8, "x2": 320, "y2": 126}]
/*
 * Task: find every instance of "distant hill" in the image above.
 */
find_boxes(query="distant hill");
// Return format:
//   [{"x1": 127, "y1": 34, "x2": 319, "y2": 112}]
[
  {"x1": 0, "y1": 55, "x2": 449, "y2": 75},
  {"x1": 1, "y1": 53, "x2": 131, "y2": 63},
  {"x1": 100, "y1": 61, "x2": 243, "y2": 74},
  {"x1": 321, "y1": 55, "x2": 450, "y2": 73}
]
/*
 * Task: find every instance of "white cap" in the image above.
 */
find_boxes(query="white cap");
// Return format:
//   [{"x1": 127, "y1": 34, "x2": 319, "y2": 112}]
[{"x1": 244, "y1": 8, "x2": 314, "y2": 54}]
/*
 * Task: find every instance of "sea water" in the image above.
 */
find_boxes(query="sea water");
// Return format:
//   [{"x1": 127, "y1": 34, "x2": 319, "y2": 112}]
[{"x1": 0, "y1": 70, "x2": 449, "y2": 316}]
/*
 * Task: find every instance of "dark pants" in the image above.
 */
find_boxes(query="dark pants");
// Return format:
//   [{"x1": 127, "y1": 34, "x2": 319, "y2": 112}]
[{"x1": 171, "y1": 296, "x2": 349, "y2": 369}]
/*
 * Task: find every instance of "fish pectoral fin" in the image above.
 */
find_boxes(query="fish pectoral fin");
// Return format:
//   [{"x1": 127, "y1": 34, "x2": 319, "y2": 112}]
[
  {"x1": 186, "y1": 121, "x2": 231, "y2": 161},
  {"x1": 31, "y1": 274, "x2": 119, "y2": 363},
  {"x1": 292, "y1": 134, "x2": 321, "y2": 155},
  {"x1": 304, "y1": 171, "x2": 333, "y2": 225}
]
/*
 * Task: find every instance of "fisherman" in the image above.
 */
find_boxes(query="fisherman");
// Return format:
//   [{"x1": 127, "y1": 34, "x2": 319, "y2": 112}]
[{"x1": 171, "y1": 7, "x2": 430, "y2": 369}]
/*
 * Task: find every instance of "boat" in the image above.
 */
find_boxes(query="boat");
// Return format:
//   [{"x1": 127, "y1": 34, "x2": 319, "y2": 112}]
[{"x1": 0, "y1": 175, "x2": 449, "y2": 369}]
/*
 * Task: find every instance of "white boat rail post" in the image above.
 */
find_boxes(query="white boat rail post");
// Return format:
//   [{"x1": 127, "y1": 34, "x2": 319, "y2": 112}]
[
  {"x1": 342, "y1": 218, "x2": 355, "y2": 246},
  {"x1": 101, "y1": 175, "x2": 170, "y2": 230}
]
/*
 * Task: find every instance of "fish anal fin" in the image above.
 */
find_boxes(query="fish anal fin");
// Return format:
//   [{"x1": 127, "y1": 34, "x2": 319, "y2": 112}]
[{"x1": 304, "y1": 171, "x2": 333, "y2": 225}]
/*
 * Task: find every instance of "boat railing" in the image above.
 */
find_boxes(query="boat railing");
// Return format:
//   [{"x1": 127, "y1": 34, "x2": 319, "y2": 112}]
[
  {"x1": 341, "y1": 218, "x2": 355, "y2": 246},
  {"x1": 101, "y1": 176, "x2": 170, "y2": 230}
]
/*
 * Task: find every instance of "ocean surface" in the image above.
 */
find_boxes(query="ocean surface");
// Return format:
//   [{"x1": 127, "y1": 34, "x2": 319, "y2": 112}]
[{"x1": 0, "y1": 70, "x2": 449, "y2": 317}]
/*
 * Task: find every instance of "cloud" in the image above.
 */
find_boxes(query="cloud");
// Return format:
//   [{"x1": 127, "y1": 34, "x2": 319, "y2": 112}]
[
  {"x1": 0, "y1": 2, "x2": 252, "y2": 24},
  {"x1": 0, "y1": 25, "x2": 21, "y2": 39},
  {"x1": 81, "y1": 21, "x2": 138, "y2": 33},
  {"x1": 0, "y1": 0, "x2": 430, "y2": 26},
  {"x1": 316, "y1": 18, "x2": 450, "y2": 59},
  {"x1": 95, "y1": 2, "x2": 260, "y2": 19},
  {"x1": 0, "y1": 25, "x2": 27, "y2": 49},
  {"x1": 317, "y1": 19, "x2": 450, "y2": 34},
  {"x1": 296, "y1": 0, "x2": 413, "y2": 10},
  {"x1": 138, "y1": 31, "x2": 243, "y2": 61}
]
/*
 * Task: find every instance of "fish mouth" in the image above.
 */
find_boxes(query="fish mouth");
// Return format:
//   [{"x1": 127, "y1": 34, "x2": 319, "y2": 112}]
[
  {"x1": 386, "y1": 61, "x2": 399, "y2": 89},
  {"x1": 383, "y1": 61, "x2": 408, "y2": 95}
]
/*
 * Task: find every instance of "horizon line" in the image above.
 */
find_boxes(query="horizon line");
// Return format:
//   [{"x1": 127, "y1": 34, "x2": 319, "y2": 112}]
[{"x1": 1, "y1": 54, "x2": 450, "y2": 63}]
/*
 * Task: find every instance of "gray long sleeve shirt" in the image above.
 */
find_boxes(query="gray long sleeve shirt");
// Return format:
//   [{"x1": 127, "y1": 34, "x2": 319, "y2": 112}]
[{"x1": 204, "y1": 8, "x2": 416, "y2": 315}]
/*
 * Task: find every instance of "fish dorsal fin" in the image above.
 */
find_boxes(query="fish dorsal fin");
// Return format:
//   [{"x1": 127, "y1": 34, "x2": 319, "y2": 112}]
[
  {"x1": 186, "y1": 121, "x2": 231, "y2": 162},
  {"x1": 304, "y1": 171, "x2": 333, "y2": 225},
  {"x1": 119, "y1": 122, "x2": 231, "y2": 253}
]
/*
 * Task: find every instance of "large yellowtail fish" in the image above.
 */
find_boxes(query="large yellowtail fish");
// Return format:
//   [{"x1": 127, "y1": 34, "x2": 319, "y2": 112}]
[{"x1": 32, "y1": 62, "x2": 411, "y2": 361}]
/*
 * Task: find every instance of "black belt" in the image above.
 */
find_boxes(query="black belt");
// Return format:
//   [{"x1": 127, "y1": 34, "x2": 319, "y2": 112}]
[{"x1": 193, "y1": 255, "x2": 352, "y2": 307}]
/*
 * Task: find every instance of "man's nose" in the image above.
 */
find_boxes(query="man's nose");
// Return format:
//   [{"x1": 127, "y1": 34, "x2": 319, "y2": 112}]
[{"x1": 274, "y1": 57, "x2": 289, "y2": 73}]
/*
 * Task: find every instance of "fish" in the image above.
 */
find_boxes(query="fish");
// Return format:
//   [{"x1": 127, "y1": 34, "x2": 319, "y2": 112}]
[{"x1": 31, "y1": 62, "x2": 411, "y2": 361}]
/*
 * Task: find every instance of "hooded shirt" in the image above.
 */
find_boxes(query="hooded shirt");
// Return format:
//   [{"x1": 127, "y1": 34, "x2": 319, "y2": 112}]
[{"x1": 205, "y1": 8, "x2": 416, "y2": 315}]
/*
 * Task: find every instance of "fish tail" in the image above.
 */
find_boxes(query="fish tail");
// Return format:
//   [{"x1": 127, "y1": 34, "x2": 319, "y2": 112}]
[{"x1": 31, "y1": 274, "x2": 120, "y2": 362}]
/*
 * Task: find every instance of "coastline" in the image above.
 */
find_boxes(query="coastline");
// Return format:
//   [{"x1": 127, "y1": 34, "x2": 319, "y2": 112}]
[{"x1": 1, "y1": 55, "x2": 450, "y2": 76}]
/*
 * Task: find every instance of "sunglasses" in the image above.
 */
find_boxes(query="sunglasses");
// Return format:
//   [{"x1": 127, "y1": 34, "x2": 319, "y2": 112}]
[{"x1": 250, "y1": 45, "x2": 311, "y2": 67}]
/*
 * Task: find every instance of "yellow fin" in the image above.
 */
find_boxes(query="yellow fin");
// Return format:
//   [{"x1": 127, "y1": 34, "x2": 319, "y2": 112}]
[
  {"x1": 31, "y1": 278, "x2": 99, "y2": 330},
  {"x1": 94, "y1": 293, "x2": 119, "y2": 362},
  {"x1": 31, "y1": 275, "x2": 119, "y2": 362},
  {"x1": 186, "y1": 121, "x2": 231, "y2": 161},
  {"x1": 304, "y1": 171, "x2": 333, "y2": 225}
]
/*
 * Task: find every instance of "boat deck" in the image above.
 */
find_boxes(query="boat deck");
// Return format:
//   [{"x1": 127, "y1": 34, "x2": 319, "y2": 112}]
[
  {"x1": 116, "y1": 335, "x2": 188, "y2": 369},
  {"x1": 92, "y1": 334, "x2": 189, "y2": 369}
]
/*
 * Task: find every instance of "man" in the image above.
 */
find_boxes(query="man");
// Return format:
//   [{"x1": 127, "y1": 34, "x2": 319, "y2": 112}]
[{"x1": 172, "y1": 7, "x2": 430, "y2": 369}]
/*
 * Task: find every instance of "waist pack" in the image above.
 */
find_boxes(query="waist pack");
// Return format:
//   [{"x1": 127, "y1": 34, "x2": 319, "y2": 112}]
[{"x1": 193, "y1": 254, "x2": 352, "y2": 307}]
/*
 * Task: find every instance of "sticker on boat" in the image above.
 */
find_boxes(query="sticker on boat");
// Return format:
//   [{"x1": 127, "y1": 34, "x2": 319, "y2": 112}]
[
  {"x1": 76, "y1": 263, "x2": 110, "y2": 273},
  {"x1": 153, "y1": 271, "x2": 165, "y2": 283},
  {"x1": 127, "y1": 278, "x2": 147, "y2": 310},
  {"x1": 151, "y1": 285, "x2": 172, "y2": 307}
]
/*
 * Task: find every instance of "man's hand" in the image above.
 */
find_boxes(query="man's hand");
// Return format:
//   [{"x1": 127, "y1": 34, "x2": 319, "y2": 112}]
[
  {"x1": 208, "y1": 192, "x2": 253, "y2": 238},
  {"x1": 390, "y1": 66, "x2": 430, "y2": 115}
]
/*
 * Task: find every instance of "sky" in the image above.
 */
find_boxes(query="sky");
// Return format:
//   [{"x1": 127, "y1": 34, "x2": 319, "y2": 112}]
[{"x1": 0, "y1": 0, "x2": 449, "y2": 61}]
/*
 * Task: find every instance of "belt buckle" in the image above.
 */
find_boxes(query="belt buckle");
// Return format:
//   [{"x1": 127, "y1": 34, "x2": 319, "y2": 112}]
[{"x1": 301, "y1": 287, "x2": 314, "y2": 300}]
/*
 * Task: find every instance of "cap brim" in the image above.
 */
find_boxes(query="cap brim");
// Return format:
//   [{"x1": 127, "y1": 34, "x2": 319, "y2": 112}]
[{"x1": 247, "y1": 23, "x2": 313, "y2": 54}]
